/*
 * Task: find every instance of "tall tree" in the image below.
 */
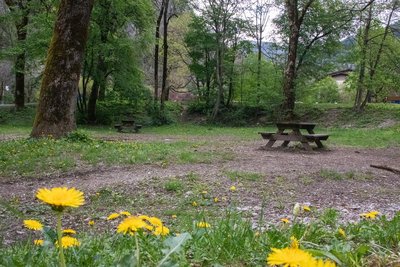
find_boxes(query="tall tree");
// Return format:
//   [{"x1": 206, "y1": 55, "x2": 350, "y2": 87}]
[
  {"x1": 354, "y1": 0, "x2": 398, "y2": 111},
  {"x1": 31, "y1": 0, "x2": 94, "y2": 138},
  {"x1": 4, "y1": 0, "x2": 30, "y2": 109},
  {"x1": 244, "y1": 0, "x2": 271, "y2": 104},
  {"x1": 278, "y1": 0, "x2": 354, "y2": 118}
]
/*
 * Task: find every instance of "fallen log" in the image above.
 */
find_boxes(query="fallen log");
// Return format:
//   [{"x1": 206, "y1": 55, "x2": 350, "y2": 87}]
[{"x1": 370, "y1": 164, "x2": 400, "y2": 175}]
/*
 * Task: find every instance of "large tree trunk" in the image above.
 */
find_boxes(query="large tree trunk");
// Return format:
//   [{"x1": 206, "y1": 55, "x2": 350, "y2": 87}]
[
  {"x1": 282, "y1": 0, "x2": 300, "y2": 119},
  {"x1": 31, "y1": 0, "x2": 94, "y2": 138}
]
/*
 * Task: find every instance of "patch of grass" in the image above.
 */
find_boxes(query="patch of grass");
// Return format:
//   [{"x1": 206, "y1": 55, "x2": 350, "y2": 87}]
[
  {"x1": 319, "y1": 169, "x2": 344, "y2": 180},
  {"x1": 224, "y1": 170, "x2": 263, "y2": 182},
  {"x1": 164, "y1": 179, "x2": 183, "y2": 192},
  {"x1": 319, "y1": 169, "x2": 375, "y2": 181},
  {"x1": 0, "y1": 137, "x2": 231, "y2": 179}
]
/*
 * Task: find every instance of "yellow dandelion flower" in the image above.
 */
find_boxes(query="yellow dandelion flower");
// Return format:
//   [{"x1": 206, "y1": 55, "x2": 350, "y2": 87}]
[
  {"x1": 62, "y1": 229, "x2": 76, "y2": 235},
  {"x1": 107, "y1": 213, "x2": 120, "y2": 220},
  {"x1": 36, "y1": 187, "x2": 84, "y2": 211},
  {"x1": 153, "y1": 226, "x2": 170, "y2": 236},
  {"x1": 214, "y1": 197, "x2": 219, "y2": 203},
  {"x1": 313, "y1": 258, "x2": 337, "y2": 267},
  {"x1": 171, "y1": 214, "x2": 177, "y2": 219},
  {"x1": 23, "y1": 219, "x2": 43, "y2": 231},
  {"x1": 192, "y1": 201, "x2": 198, "y2": 207},
  {"x1": 338, "y1": 228, "x2": 346, "y2": 238},
  {"x1": 141, "y1": 216, "x2": 163, "y2": 227},
  {"x1": 360, "y1": 210, "x2": 380, "y2": 219},
  {"x1": 56, "y1": 236, "x2": 80, "y2": 249},
  {"x1": 197, "y1": 221, "x2": 211, "y2": 228},
  {"x1": 88, "y1": 220, "x2": 95, "y2": 226},
  {"x1": 230, "y1": 186, "x2": 236, "y2": 192},
  {"x1": 120, "y1": 211, "x2": 131, "y2": 216},
  {"x1": 34, "y1": 239, "x2": 44, "y2": 246},
  {"x1": 117, "y1": 216, "x2": 148, "y2": 235},
  {"x1": 290, "y1": 236, "x2": 299, "y2": 249},
  {"x1": 267, "y1": 247, "x2": 314, "y2": 267},
  {"x1": 280, "y1": 218, "x2": 290, "y2": 224},
  {"x1": 303, "y1": 205, "x2": 311, "y2": 212}
]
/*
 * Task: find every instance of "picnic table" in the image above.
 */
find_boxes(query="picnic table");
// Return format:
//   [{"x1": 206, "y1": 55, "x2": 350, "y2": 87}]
[
  {"x1": 259, "y1": 122, "x2": 329, "y2": 151},
  {"x1": 114, "y1": 118, "x2": 142, "y2": 133}
]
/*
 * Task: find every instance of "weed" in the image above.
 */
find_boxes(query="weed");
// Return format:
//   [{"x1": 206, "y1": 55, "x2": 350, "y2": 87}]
[
  {"x1": 164, "y1": 179, "x2": 183, "y2": 192},
  {"x1": 224, "y1": 170, "x2": 263, "y2": 182},
  {"x1": 319, "y1": 169, "x2": 344, "y2": 180}
]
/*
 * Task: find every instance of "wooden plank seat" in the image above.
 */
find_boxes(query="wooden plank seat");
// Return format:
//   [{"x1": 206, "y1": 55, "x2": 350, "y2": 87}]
[
  {"x1": 303, "y1": 134, "x2": 329, "y2": 141},
  {"x1": 259, "y1": 132, "x2": 288, "y2": 139},
  {"x1": 114, "y1": 120, "x2": 142, "y2": 133}
]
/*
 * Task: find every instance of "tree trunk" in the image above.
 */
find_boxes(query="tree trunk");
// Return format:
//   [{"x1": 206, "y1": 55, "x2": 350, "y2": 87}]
[
  {"x1": 354, "y1": 3, "x2": 373, "y2": 112},
  {"x1": 160, "y1": 0, "x2": 170, "y2": 110},
  {"x1": 0, "y1": 81, "x2": 4, "y2": 104},
  {"x1": 31, "y1": 0, "x2": 94, "y2": 138},
  {"x1": 87, "y1": 80, "x2": 99, "y2": 123},
  {"x1": 211, "y1": 33, "x2": 224, "y2": 120},
  {"x1": 154, "y1": 0, "x2": 166, "y2": 102},
  {"x1": 282, "y1": 0, "x2": 300, "y2": 119},
  {"x1": 12, "y1": 2, "x2": 29, "y2": 110}
]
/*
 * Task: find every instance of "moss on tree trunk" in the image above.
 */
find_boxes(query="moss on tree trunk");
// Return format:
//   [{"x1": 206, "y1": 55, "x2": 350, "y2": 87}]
[{"x1": 31, "y1": 0, "x2": 94, "y2": 138}]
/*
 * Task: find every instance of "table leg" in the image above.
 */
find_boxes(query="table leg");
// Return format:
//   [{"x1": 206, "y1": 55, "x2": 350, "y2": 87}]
[
  {"x1": 315, "y1": 140, "x2": 324, "y2": 148},
  {"x1": 281, "y1": 141, "x2": 290, "y2": 147},
  {"x1": 265, "y1": 139, "x2": 276, "y2": 148}
]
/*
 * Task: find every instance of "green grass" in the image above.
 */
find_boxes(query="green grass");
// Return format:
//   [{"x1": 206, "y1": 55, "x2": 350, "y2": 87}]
[
  {"x1": 0, "y1": 137, "x2": 232, "y2": 179},
  {"x1": 1, "y1": 204, "x2": 400, "y2": 267}
]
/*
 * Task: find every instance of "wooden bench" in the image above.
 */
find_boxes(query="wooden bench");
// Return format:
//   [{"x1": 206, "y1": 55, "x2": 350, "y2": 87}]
[
  {"x1": 303, "y1": 134, "x2": 329, "y2": 141},
  {"x1": 114, "y1": 119, "x2": 142, "y2": 133},
  {"x1": 259, "y1": 132, "x2": 288, "y2": 139}
]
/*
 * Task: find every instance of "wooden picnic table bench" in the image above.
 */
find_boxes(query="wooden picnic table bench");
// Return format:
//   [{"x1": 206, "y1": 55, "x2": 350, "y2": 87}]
[
  {"x1": 259, "y1": 122, "x2": 329, "y2": 151},
  {"x1": 114, "y1": 118, "x2": 142, "y2": 133}
]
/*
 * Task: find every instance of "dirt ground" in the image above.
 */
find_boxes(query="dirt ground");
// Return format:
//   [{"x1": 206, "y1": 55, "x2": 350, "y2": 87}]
[{"x1": 1, "y1": 133, "x2": 399, "y2": 245}]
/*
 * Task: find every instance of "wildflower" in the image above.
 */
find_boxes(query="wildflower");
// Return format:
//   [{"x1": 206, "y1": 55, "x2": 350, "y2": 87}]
[
  {"x1": 56, "y1": 236, "x2": 80, "y2": 249},
  {"x1": 192, "y1": 201, "x2": 198, "y2": 207},
  {"x1": 62, "y1": 229, "x2": 76, "y2": 235},
  {"x1": 139, "y1": 215, "x2": 163, "y2": 228},
  {"x1": 290, "y1": 236, "x2": 299, "y2": 249},
  {"x1": 153, "y1": 226, "x2": 170, "y2": 236},
  {"x1": 107, "y1": 213, "x2": 120, "y2": 220},
  {"x1": 214, "y1": 197, "x2": 219, "y2": 203},
  {"x1": 120, "y1": 211, "x2": 131, "y2": 216},
  {"x1": 313, "y1": 258, "x2": 337, "y2": 267},
  {"x1": 117, "y1": 216, "x2": 149, "y2": 235},
  {"x1": 338, "y1": 228, "x2": 346, "y2": 238},
  {"x1": 23, "y1": 219, "x2": 43, "y2": 231},
  {"x1": 197, "y1": 221, "x2": 211, "y2": 228},
  {"x1": 303, "y1": 205, "x2": 311, "y2": 212},
  {"x1": 201, "y1": 191, "x2": 208, "y2": 195},
  {"x1": 360, "y1": 210, "x2": 380, "y2": 219},
  {"x1": 36, "y1": 187, "x2": 84, "y2": 211},
  {"x1": 88, "y1": 220, "x2": 95, "y2": 226},
  {"x1": 255, "y1": 231, "x2": 260, "y2": 237},
  {"x1": 293, "y1": 203, "x2": 301, "y2": 216},
  {"x1": 280, "y1": 218, "x2": 290, "y2": 224},
  {"x1": 34, "y1": 239, "x2": 44, "y2": 246},
  {"x1": 230, "y1": 186, "x2": 236, "y2": 192},
  {"x1": 171, "y1": 214, "x2": 177, "y2": 219},
  {"x1": 267, "y1": 247, "x2": 314, "y2": 267}
]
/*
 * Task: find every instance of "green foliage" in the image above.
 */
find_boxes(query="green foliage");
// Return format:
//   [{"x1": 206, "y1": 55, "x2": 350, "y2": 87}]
[
  {"x1": 235, "y1": 54, "x2": 283, "y2": 106},
  {"x1": 1, "y1": 208, "x2": 400, "y2": 266},
  {"x1": 164, "y1": 179, "x2": 184, "y2": 192},
  {"x1": 299, "y1": 77, "x2": 340, "y2": 103}
]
